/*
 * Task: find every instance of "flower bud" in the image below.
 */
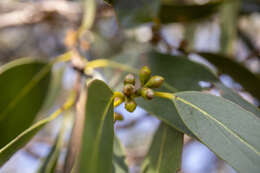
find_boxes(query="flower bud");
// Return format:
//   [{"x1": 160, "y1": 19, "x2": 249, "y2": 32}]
[
  {"x1": 145, "y1": 75, "x2": 164, "y2": 88},
  {"x1": 139, "y1": 66, "x2": 151, "y2": 86},
  {"x1": 123, "y1": 84, "x2": 135, "y2": 97},
  {"x1": 125, "y1": 99, "x2": 137, "y2": 112},
  {"x1": 124, "y1": 74, "x2": 135, "y2": 85},
  {"x1": 114, "y1": 113, "x2": 124, "y2": 122},
  {"x1": 141, "y1": 88, "x2": 154, "y2": 100},
  {"x1": 114, "y1": 96, "x2": 124, "y2": 107}
]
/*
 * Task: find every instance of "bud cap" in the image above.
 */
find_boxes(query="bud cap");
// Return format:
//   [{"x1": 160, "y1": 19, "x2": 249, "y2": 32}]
[
  {"x1": 124, "y1": 74, "x2": 135, "y2": 85},
  {"x1": 139, "y1": 66, "x2": 151, "y2": 86},
  {"x1": 141, "y1": 88, "x2": 154, "y2": 100},
  {"x1": 123, "y1": 84, "x2": 135, "y2": 97},
  {"x1": 125, "y1": 99, "x2": 137, "y2": 112},
  {"x1": 145, "y1": 75, "x2": 164, "y2": 88}
]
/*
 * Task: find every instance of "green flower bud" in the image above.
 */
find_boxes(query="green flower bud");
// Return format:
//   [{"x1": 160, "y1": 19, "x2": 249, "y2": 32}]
[
  {"x1": 145, "y1": 75, "x2": 164, "y2": 88},
  {"x1": 125, "y1": 99, "x2": 137, "y2": 112},
  {"x1": 114, "y1": 113, "x2": 124, "y2": 122},
  {"x1": 114, "y1": 96, "x2": 124, "y2": 107},
  {"x1": 124, "y1": 74, "x2": 135, "y2": 85},
  {"x1": 123, "y1": 84, "x2": 135, "y2": 97},
  {"x1": 139, "y1": 66, "x2": 151, "y2": 86},
  {"x1": 141, "y1": 88, "x2": 154, "y2": 100}
]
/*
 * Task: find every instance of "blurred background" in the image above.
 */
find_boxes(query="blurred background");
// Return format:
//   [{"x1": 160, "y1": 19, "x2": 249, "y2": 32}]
[{"x1": 0, "y1": 0, "x2": 259, "y2": 173}]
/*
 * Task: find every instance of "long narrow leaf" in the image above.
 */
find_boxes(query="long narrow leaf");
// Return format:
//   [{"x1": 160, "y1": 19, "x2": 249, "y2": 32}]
[
  {"x1": 78, "y1": 79, "x2": 114, "y2": 173},
  {"x1": 143, "y1": 123, "x2": 183, "y2": 173},
  {"x1": 171, "y1": 91, "x2": 260, "y2": 173},
  {"x1": 0, "y1": 58, "x2": 51, "y2": 148}
]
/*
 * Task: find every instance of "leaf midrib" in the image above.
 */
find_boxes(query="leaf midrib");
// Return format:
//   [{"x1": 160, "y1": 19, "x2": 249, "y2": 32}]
[{"x1": 172, "y1": 96, "x2": 260, "y2": 156}]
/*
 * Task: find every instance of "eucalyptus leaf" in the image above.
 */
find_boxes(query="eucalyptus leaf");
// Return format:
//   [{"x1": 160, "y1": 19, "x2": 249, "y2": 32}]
[
  {"x1": 38, "y1": 115, "x2": 69, "y2": 173},
  {"x1": 172, "y1": 91, "x2": 260, "y2": 173},
  {"x1": 143, "y1": 123, "x2": 183, "y2": 173},
  {"x1": 106, "y1": 0, "x2": 223, "y2": 28},
  {"x1": 113, "y1": 0, "x2": 160, "y2": 28},
  {"x1": 113, "y1": 137, "x2": 128, "y2": 173},
  {"x1": 214, "y1": 82, "x2": 260, "y2": 118},
  {"x1": 159, "y1": 1, "x2": 223, "y2": 24},
  {"x1": 137, "y1": 51, "x2": 218, "y2": 136},
  {"x1": 78, "y1": 79, "x2": 114, "y2": 173},
  {"x1": 0, "y1": 58, "x2": 51, "y2": 148},
  {"x1": 0, "y1": 91, "x2": 75, "y2": 167},
  {"x1": 0, "y1": 115, "x2": 55, "y2": 167},
  {"x1": 199, "y1": 52, "x2": 260, "y2": 100},
  {"x1": 147, "y1": 51, "x2": 218, "y2": 91}
]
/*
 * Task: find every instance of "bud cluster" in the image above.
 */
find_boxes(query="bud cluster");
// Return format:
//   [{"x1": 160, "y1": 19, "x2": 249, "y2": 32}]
[{"x1": 114, "y1": 66, "x2": 164, "y2": 114}]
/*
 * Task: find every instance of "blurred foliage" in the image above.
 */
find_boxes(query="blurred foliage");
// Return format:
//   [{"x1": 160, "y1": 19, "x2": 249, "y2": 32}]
[{"x1": 0, "y1": 0, "x2": 260, "y2": 173}]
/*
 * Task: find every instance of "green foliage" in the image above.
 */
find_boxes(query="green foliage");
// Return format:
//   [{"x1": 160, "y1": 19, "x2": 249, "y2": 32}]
[
  {"x1": 113, "y1": 0, "x2": 160, "y2": 28},
  {"x1": 78, "y1": 80, "x2": 114, "y2": 173},
  {"x1": 38, "y1": 115, "x2": 69, "y2": 173},
  {"x1": 107, "y1": 0, "x2": 223, "y2": 28},
  {"x1": 112, "y1": 138, "x2": 128, "y2": 173},
  {"x1": 147, "y1": 51, "x2": 218, "y2": 91},
  {"x1": 215, "y1": 82, "x2": 260, "y2": 118},
  {"x1": 173, "y1": 91, "x2": 260, "y2": 173},
  {"x1": 143, "y1": 123, "x2": 183, "y2": 173},
  {"x1": 1, "y1": 0, "x2": 260, "y2": 173},
  {"x1": 0, "y1": 58, "x2": 51, "y2": 148},
  {"x1": 159, "y1": 1, "x2": 223, "y2": 24},
  {"x1": 200, "y1": 52, "x2": 260, "y2": 100},
  {"x1": 0, "y1": 116, "x2": 53, "y2": 167}
]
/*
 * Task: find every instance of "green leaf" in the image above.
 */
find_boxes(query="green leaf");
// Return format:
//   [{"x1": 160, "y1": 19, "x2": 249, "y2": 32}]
[
  {"x1": 0, "y1": 115, "x2": 54, "y2": 167},
  {"x1": 136, "y1": 97, "x2": 193, "y2": 136},
  {"x1": 113, "y1": 137, "x2": 128, "y2": 173},
  {"x1": 41, "y1": 66, "x2": 64, "y2": 111},
  {"x1": 159, "y1": 1, "x2": 223, "y2": 24},
  {"x1": 78, "y1": 79, "x2": 114, "y2": 173},
  {"x1": 142, "y1": 123, "x2": 183, "y2": 173},
  {"x1": 0, "y1": 58, "x2": 51, "y2": 148},
  {"x1": 0, "y1": 91, "x2": 75, "y2": 167},
  {"x1": 147, "y1": 51, "x2": 218, "y2": 91},
  {"x1": 199, "y1": 52, "x2": 260, "y2": 100},
  {"x1": 113, "y1": 0, "x2": 160, "y2": 28},
  {"x1": 113, "y1": 155, "x2": 128, "y2": 173},
  {"x1": 219, "y1": 0, "x2": 239, "y2": 55},
  {"x1": 137, "y1": 51, "x2": 218, "y2": 136},
  {"x1": 38, "y1": 115, "x2": 69, "y2": 173},
  {"x1": 172, "y1": 91, "x2": 260, "y2": 173},
  {"x1": 106, "y1": 0, "x2": 223, "y2": 28},
  {"x1": 214, "y1": 82, "x2": 260, "y2": 118}
]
